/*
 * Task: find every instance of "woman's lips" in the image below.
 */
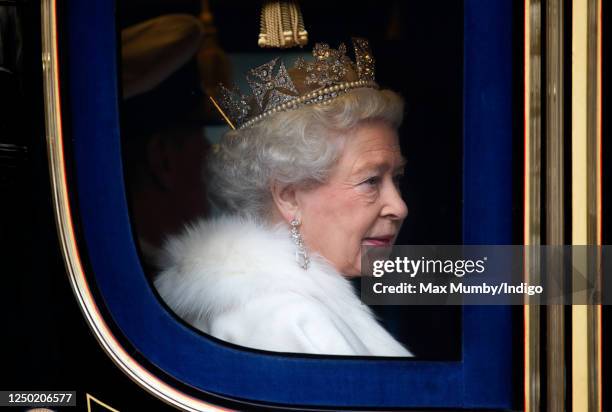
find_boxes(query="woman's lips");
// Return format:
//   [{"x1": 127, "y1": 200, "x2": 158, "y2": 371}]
[{"x1": 362, "y1": 236, "x2": 394, "y2": 246}]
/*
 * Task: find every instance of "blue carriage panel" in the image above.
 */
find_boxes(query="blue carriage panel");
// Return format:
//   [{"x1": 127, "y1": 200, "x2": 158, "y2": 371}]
[{"x1": 65, "y1": 0, "x2": 514, "y2": 408}]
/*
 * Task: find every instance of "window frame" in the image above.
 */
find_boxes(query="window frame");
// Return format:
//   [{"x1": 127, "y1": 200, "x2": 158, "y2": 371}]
[{"x1": 53, "y1": 0, "x2": 516, "y2": 408}]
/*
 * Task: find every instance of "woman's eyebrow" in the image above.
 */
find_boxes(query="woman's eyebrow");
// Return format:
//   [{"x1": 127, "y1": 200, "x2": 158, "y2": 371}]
[
  {"x1": 352, "y1": 161, "x2": 386, "y2": 175},
  {"x1": 353, "y1": 156, "x2": 406, "y2": 175}
]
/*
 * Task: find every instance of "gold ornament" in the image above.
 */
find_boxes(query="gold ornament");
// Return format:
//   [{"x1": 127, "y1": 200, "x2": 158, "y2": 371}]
[
  {"x1": 258, "y1": 0, "x2": 308, "y2": 49},
  {"x1": 212, "y1": 38, "x2": 378, "y2": 130}
]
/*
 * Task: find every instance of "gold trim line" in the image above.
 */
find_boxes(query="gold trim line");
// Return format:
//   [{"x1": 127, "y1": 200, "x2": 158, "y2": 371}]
[{"x1": 40, "y1": 1, "x2": 231, "y2": 410}]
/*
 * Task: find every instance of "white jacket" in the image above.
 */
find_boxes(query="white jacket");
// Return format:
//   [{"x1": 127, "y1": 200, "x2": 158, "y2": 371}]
[{"x1": 154, "y1": 216, "x2": 412, "y2": 357}]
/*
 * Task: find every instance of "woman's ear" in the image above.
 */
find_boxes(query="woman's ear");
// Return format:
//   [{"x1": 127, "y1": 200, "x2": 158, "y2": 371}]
[{"x1": 270, "y1": 182, "x2": 299, "y2": 223}]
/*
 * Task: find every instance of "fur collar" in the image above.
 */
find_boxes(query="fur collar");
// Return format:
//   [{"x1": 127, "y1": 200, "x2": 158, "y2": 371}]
[{"x1": 154, "y1": 215, "x2": 373, "y2": 326}]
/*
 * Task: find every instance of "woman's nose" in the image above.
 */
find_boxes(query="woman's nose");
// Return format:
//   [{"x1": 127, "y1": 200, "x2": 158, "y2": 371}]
[{"x1": 382, "y1": 183, "x2": 408, "y2": 220}]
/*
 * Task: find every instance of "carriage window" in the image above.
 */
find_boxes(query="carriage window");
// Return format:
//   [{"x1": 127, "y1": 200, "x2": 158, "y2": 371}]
[{"x1": 119, "y1": 0, "x2": 462, "y2": 359}]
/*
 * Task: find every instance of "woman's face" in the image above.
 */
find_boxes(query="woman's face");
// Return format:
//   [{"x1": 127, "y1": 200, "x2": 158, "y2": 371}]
[{"x1": 296, "y1": 121, "x2": 408, "y2": 276}]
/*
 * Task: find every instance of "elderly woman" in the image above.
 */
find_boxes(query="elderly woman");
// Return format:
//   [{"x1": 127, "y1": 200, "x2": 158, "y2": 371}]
[{"x1": 155, "y1": 39, "x2": 412, "y2": 356}]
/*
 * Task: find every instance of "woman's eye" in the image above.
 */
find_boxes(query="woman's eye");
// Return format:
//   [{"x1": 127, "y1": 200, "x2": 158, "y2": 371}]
[{"x1": 362, "y1": 176, "x2": 381, "y2": 186}]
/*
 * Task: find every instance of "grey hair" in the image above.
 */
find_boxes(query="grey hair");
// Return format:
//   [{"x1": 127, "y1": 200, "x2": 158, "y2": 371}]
[{"x1": 207, "y1": 87, "x2": 404, "y2": 219}]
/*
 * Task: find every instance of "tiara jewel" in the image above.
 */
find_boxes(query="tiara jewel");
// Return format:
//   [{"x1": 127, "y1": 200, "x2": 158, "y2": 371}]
[
  {"x1": 212, "y1": 38, "x2": 378, "y2": 130},
  {"x1": 247, "y1": 58, "x2": 299, "y2": 110},
  {"x1": 216, "y1": 84, "x2": 250, "y2": 127}
]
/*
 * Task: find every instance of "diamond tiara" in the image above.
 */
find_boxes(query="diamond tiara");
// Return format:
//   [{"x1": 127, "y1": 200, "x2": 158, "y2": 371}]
[{"x1": 210, "y1": 38, "x2": 378, "y2": 130}]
